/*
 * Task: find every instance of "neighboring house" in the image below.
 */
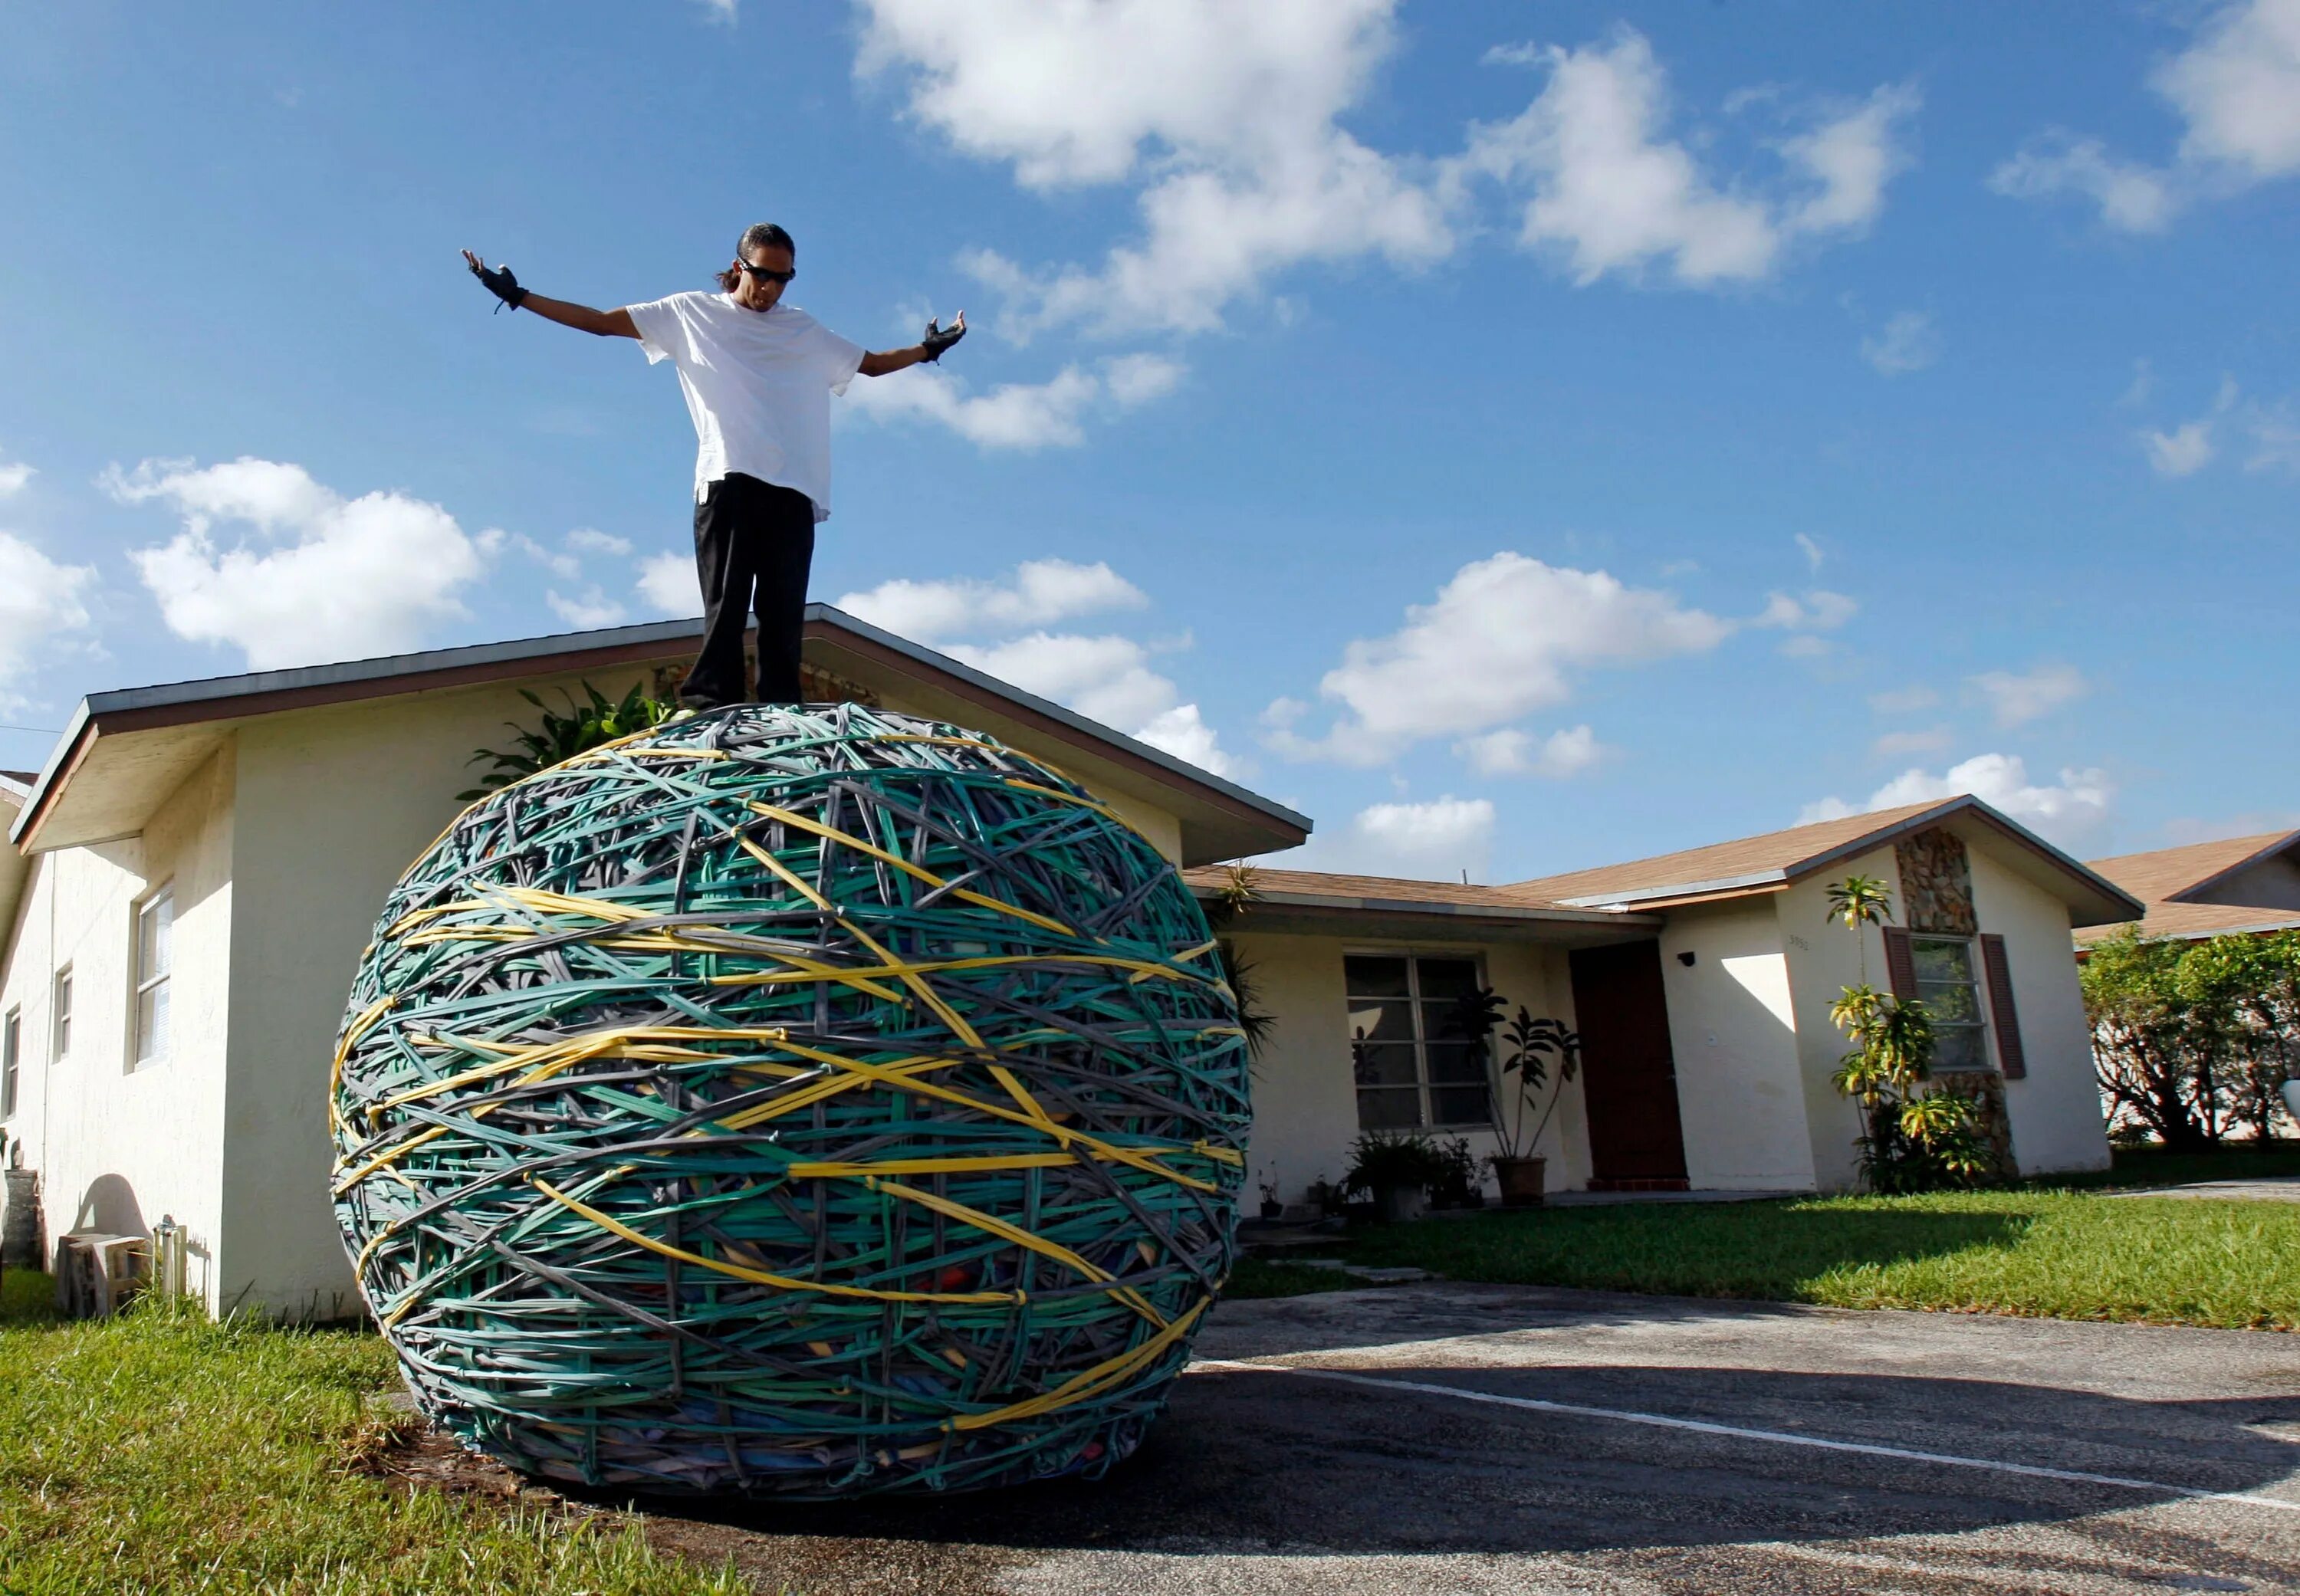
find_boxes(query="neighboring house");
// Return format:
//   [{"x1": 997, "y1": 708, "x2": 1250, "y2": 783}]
[
  {"x1": 2079, "y1": 831, "x2": 2300, "y2": 947},
  {"x1": 1203, "y1": 799, "x2": 2140, "y2": 1207},
  {"x1": 0, "y1": 616, "x2": 2137, "y2": 1315}
]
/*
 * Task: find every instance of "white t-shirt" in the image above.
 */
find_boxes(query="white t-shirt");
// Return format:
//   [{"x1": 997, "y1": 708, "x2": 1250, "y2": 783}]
[{"x1": 625, "y1": 292, "x2": 866, "y2": 521}]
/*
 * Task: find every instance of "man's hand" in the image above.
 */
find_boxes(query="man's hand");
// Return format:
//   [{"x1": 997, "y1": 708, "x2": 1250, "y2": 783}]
[
  {"x1": 462, "y1": 249, "x2": 527, "y2": 313},
  {"x1": 921, "y1": 310, "x2": 967, "y2": 361}
]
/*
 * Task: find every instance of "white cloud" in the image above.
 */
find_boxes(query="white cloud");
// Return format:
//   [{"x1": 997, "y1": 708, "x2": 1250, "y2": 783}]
[
  {"x1": 836, "y1": 558, "x2": 1147, "y2": 645},
  {"x1": 1757, "y1": 589, "x2": 1859, "y2": 632},
  {"x1": 1346, "y1": 796, "x2": 1497, "y2": 882},
  {"x1": 870, "y1": 8, "x2": 1908, "y2": 340},
  {"x1": 0, "y1": 459, "x2": 33, "y2": 497},
  {"x1": 2158, "y1": 0, "x2": 2300, "y2": 182},
  {"x1": 636, "y1": 551, "x2": 701, "y2": 618},
  {"x1": 948, "y1": 630, "x2": 1233, "y2": 775},
  {"x1": 1988, "y1": 136, "x2": 2177, "y2": 232},
  {"x1": 1271, "y1": 553, "x2": 1733, "y2": 764},
  {"x1": 1970, "y1": 662, "x2": 2088, "y2": 727},
  {"x1": 1800, "y1": 753, "x2": 2114, "y2": 851},
  {"x1": 566, "y1": 527, "x2": 632, "y2": 557},
  {"x1": 694, "y1": 0, "x2": 736, "y2": 22},
  {"x1": 108, "y1": 456, "x2": 482, "y2": 671},
  {"x1": 1991, "y1": 0, "x2": 2300, "y2": 231},
  {"x1": 1454, "y1": 34, "x2": 1916, "y2": 287},
  {"x1": 2246, "y1": 400, "x2": 2300, "y2": 473},
  {"x1": 1455, "y1": 724, "x2": 1608, "y2": 778},
  {"x1": 1860, "y1": 310, "x2": 1938, "y2": 375},
  {"x1": 843, "y1": 356, "x2": 1181, "y2": 448},
  {"x1": 514, "y1": 534, "x2": 581, "y2": 581},
  {"x1": 547, "y1": 587, "x2": 627, "y2": 630},
  {"x1": 1871, "y1": 727, "x2": 1951, "y2": 758},
  {"x1": 2162, "y1": 809, "x2": 2300, "y2": 846},
  {"x1": 0, "y1": 533, "x2": 96, "y2": 711},
  {"x1": 1869, "y1": 685, "x2": 1940, "y2": 714},
  {"x1": 865, "y1": 0, "x2": 1447, "y2": 339},
  {"x1": 2143, "y1": 419, "x2": 2216, "y2": 477},
  {"x1": 2141, "y1": 376, "x2": 2239, "y2": 475},
  {"x1": 1794, "y1": 533, "x2": 1824, "y2": 572}
]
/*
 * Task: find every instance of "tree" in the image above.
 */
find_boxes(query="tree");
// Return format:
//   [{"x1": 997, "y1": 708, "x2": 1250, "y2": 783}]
[
  {"x1": 459, "y1": 681, "x2": 671, "y2": 800},
  {"x1": 2085, "y1": 927, "x2": 2300, "y2": 1148}
]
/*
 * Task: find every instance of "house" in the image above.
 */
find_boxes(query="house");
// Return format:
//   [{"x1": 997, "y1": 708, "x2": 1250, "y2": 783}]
[
  {"x1": 1202, "y1": 800, "x2": 2141, "y2": 1204},
  {"x1": 2079, "y1": 830, "x2": 2300, "y2": 947},
  {"x1": 0, "y1": 614, "x2": 2137, "y2": 1315}
]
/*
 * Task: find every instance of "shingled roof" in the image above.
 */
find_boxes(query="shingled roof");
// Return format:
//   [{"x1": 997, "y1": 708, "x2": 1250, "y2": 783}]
[{"x1": 2079, "y1": 829, "x2": 2300, "y2": 946}]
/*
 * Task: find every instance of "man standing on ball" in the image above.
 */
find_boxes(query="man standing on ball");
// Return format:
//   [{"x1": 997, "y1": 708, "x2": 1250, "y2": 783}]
[{"x1": 462, "y1": 224, "x2": 964, "y2": 709}]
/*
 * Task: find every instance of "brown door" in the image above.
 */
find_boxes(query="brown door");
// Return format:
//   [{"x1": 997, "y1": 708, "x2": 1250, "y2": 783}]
[{"x1": 1568, "y1": 941, "x2": 1688, "y2": 1187}]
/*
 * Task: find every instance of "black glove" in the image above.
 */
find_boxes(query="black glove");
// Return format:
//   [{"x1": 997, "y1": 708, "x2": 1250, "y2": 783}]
[
  {"x1": 921, "y1": 315, "x2": 966, "y2": 361},
  {"x1": 469, "y1": 258, "x2": 527, "y2": 313}
]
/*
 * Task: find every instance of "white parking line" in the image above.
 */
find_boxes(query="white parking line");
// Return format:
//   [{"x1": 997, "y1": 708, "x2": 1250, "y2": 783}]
[{"x1": 1188, "y1": 1358, "x2": 2300, "y2": 1516}]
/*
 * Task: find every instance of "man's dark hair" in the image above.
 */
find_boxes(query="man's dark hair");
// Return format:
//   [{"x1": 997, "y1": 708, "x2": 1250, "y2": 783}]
[{"x1": 716, "y1": 222, "x2": 797, "y2": 291}]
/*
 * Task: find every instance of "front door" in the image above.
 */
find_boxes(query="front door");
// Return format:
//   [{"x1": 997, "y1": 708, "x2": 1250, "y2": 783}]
[{"x1": 1568, "y1": 941, "x2": 1688, "y2": 1187}]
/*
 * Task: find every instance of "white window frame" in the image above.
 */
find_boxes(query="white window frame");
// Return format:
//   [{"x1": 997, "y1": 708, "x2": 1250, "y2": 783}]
[
  {"x1": 1909, "y1": 932, "x2": 1992, "y2": 1073},
  {"x1": 52, "y1": 965, "x2": 72, "y2": 1062},
  {"x1": 132, "y1": 884, "x2": 175, "y2": 1069},
  {"x1": 1344, "y1": 947, "x2": 1494, "y2": 1132},
  {"x1": 2, "y1": 1007, "x2": 19, "y2": 1121}
]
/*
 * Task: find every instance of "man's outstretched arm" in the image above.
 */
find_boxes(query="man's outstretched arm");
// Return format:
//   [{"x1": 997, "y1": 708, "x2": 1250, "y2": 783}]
[
  {"x1": 462, "y1": 251, "x2": 638, "y2": 339},
  {"x1": 859, "y1": 311, "x2": 966, "y2": 376}
]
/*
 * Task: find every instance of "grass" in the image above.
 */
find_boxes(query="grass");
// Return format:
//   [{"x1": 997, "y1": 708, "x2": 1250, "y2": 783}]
[
  {"x1": 1227, "y1": 1148, "x2": 2300, "y2": 1325},
  {"x1": 0, "y1": 1283, "x2": 744, "y2": 1596}
]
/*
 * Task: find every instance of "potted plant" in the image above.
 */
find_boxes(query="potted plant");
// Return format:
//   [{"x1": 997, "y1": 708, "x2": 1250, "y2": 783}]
[
  {"x1": 1487, "y1": 1007, "x2": 1582, "y2": 1207},
  {"x1": 1342, "y1": 1131, "x2": 1449, "y2": 1223}
]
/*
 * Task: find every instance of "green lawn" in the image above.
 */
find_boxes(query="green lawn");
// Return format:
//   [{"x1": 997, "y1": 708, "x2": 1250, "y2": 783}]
[
  {"x1": 0, "y1": 1284, "x2": 741, "y2": 1596},
  {"x1": 1227, "y1": 1149, "x2": 2300, "y2": 1322}
]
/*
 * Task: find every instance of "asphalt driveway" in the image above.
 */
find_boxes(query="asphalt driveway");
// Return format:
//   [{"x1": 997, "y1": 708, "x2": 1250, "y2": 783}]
[{"x1": 625, "y1": 1282, "x2": 2300, "y2": 1594}]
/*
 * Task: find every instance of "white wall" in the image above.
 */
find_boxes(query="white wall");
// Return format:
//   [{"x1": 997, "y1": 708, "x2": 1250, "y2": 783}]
[
  {"x1": 0, "y1": 748, "x2": 236, "y2": 1308},
  {"x1": 1967, "y1": 846, "x2": 2111, "y2": 1174},
  {"x1": 1654, "y1": 904, "x2": 1819, "y2": 1190},
  {"x1": 1776, "y1": 851, "x2": 1898, "y2": 1191},
  {"x1": 1232, "y1": 930, "x2": 1589, "y2": 1204}
]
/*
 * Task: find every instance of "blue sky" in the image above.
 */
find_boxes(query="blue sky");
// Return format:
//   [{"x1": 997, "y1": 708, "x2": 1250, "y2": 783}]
[{"x1": 2, "y1": 1, "x2": 2295, "y2": 882}]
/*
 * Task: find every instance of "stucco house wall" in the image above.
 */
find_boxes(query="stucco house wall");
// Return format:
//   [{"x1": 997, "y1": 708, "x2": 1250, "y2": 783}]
[
  {"x1": 0, "y1": 748, "x2": 236, "y2": 1309},
  {"x1": 1231, "y1": 929, "x2": 1590, "y2": 1207},
  {"x1": 1967, "y1": 846, "x2": 2111, "y2": 1175},
  {"x1": 1654, "y1": 901, "x2": 1819, "y2": 1191},
  {"x1": 1776, "y1": 855, "x2": 1892, "y2": 1191}
]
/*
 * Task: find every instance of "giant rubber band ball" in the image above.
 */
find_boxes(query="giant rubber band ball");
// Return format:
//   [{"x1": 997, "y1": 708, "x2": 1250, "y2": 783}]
[{"x1": 330, "y1": 703, "x2": 1249, "y2": 1496}]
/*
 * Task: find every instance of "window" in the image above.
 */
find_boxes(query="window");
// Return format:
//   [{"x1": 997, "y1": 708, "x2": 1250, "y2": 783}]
[
  {"x1": 2, "y1": 1008, "x2": 18, "y2": 1121},
  {"x1": 133, "y1": 887, "x2": 174, "y2": 1067},
  {"x1": 1910, "y1": 935, "x2": 1989, "y2": 1072},
  {"x1": 52, "y1": 967, "x2": 71, "y2": 1061},
  {"x1": 1346, "y1": 953, "x2": 1490, "y2": 1130}
]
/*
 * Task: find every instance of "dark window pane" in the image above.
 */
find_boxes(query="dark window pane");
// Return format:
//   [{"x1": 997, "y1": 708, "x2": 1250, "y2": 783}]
[
  {"x1": 1424, "y1": 998, "x2": 1490, "y2": 1043},
  {"x1": 1414, "y1": 958, "x2": 1481, "y2": 1001},
  {"x1": 1345, "y1": 956, "x2": 1411, "y2": 997},
  {"x1": 1424, "y1": 1041, "x2": 1488, "y2": 1085},
  {"x1": 1430, "y1": 1086, "x2": 1490, "y2": 1126},
  {"x1": 1917, "y1": 982, "x2": 1981, "y2": 1026},
  {"x1": 1352, "y1": 1042, "x2": 1421, "y2": 1087},
  {"x1": 1932, "y1": 1025, "x2": 1988, "y2": 1072},
  {"x1": 1356, "y1": 1089, "x2": 1423, "y2": 1130},
  {"x1": 1911, "y1": 938, "x2": 1973, "y2": 984},
  {"x1": 1347, "y1": 999, "x2": 1416, "y2": 1045}
]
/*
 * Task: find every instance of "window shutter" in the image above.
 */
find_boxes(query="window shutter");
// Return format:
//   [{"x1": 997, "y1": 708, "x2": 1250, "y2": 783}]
[
  {"x1": 1980, "y1": 932, "x2": 2026, "y2": 1079},
  {"x1": 1881, "y1": 927, "x2": 1917, "y2": 1000}
]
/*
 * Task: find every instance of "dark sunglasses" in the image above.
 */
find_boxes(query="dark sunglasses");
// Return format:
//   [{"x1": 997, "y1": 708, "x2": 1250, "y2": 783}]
[{"x1": 738, "y1": 261, "x2": 796, "y2": 284}]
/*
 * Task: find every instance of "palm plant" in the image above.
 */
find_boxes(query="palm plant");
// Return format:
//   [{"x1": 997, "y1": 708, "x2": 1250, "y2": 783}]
[
  {"x1": 1822, "y1": 874, "x2": 1987, "y2": 1190},
  {"x1": 458, "y1": 681, "x2": 671, "y2": 800},
  {"x1": 1489, "y1": 1006, "x2": 1582, "y2": 1161}
]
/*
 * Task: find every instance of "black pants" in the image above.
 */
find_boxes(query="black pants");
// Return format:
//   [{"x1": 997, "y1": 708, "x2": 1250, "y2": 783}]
[{"x1": 682, "y1": 472, "x2": 816, "y2": 708}]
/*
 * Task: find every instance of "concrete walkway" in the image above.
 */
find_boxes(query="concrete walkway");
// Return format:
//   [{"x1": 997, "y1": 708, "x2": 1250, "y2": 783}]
[
  {"x1": 2108, "y1": 1177, "x2": 2300, "y2": 1202},
  {"x1": 627, "y1": 1282, "x2": 2300, "y2": 1594}
]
